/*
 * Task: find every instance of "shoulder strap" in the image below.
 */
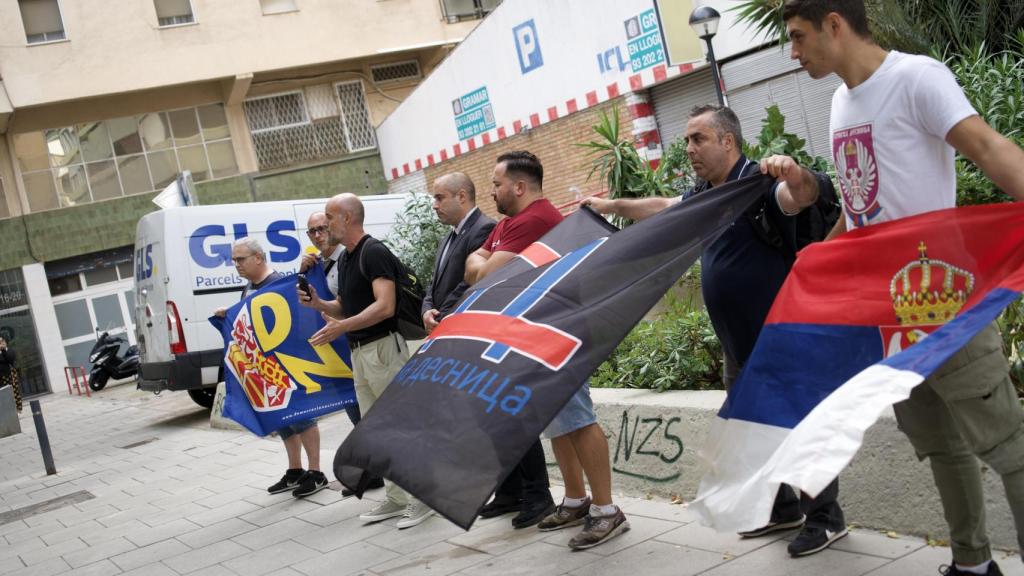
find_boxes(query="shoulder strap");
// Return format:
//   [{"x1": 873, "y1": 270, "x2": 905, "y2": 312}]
[{"x1": 357, "y1": 237, "x2": 378, "y2": 280}]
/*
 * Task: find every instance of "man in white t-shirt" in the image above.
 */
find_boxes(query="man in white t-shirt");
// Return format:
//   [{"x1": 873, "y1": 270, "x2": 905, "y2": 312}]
[{"x1": 776, "y1": 1, "x2": 1024, "y2": 574}]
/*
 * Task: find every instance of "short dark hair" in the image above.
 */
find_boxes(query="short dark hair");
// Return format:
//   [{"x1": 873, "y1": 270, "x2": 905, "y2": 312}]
[
  {"x1": 783, "y1": 0, "x2": 871, "y2": 39},
  {"x1": 496, "y1": 150, "x2": 544, "y2": 188},
  {"x1": 688, "y1": 105, "x2": 743, "y2": 147}
]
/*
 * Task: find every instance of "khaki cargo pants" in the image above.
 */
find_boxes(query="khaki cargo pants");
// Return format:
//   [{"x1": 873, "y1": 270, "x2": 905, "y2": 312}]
[{"x1": 894, "y1": 322, "x2": 1024, "y2": 564}]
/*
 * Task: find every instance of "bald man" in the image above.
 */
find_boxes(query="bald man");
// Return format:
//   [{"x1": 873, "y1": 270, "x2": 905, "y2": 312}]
[
  {"x1": 299, "y1": 193, "x2": 435, "y2": 530},
  {"x1": 422, "y1": 173, "x2": 495, "y2": 331}
]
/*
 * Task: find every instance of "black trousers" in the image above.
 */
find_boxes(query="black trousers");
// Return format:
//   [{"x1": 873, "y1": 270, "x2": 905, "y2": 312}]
[{"x1": 495, "y1": 440, "x2": 552, "y2": 504}]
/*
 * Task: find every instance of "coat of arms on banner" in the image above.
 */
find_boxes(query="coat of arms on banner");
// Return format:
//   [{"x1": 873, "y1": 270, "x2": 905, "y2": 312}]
[
  {"x1": 880, "y1": 242, "x2": 975, "y2": 358},
  {"x1": 226, "y1": 306, "x2": 297, "y2": 412},
  {"x1": 211, "y1": 267, "x2": 356, "y2": 437}
]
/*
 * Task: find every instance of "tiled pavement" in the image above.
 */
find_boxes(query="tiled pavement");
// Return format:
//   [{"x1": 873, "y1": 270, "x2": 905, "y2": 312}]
[{"x1": 1, "y1": 383, "x2": 1020, "y2": 576}]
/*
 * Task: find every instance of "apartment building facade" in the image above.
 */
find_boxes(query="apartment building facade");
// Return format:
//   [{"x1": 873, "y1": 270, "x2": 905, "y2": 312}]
[{"x1": 0, "y1": 0, "x2": 489, "y2": 394}]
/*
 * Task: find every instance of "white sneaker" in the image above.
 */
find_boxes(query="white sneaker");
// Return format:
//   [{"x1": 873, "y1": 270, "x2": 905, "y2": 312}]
[
  {"x1": 359, "y1": 500, "x2": 406, "y2": 523},
  {"x1": 395, "y1": 501, "x2": 435, "y2": 529}
]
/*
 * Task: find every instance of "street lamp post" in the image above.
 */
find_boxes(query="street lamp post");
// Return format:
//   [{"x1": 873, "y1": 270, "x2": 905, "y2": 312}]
[{"x1": 689, "y1": 5, "x2": 725, "y2": 106}]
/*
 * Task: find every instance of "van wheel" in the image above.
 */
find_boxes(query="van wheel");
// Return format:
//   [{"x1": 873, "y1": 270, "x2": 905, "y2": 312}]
[{"x1": 187, "y1": 388, "x2": 216, "y2": 410}]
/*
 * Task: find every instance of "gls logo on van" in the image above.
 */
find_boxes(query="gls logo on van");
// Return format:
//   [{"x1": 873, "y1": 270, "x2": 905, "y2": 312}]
[
  {"x1": 188, "y1": 221, "x2": 301, "y2": 268},
  {"x1": 135, "y1": 244, "x2": 154, "y2": 281},
  {"x1": 513, "y1": 19, "x2": 543, "y2": 74}
]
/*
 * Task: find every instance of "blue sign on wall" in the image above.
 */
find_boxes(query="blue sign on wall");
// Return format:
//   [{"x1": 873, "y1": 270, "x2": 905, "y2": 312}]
[
  {"x1": 453, "y1": 87, "x2": 496, "y2": 141},
  {"x1": 513, "y1": 19, "x2": 544, "y2": 74},
  {"x1": 624, "y1": 9, "x2": 665, "y2": 72}
]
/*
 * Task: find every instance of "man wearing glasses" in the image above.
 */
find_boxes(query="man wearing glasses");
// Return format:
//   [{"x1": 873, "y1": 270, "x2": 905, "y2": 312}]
[{"x1": 215, "y1": 238, "x2": 329, "y2": 499}]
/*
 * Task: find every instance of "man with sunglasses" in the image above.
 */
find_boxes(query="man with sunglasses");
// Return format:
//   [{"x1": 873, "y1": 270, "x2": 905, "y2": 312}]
[{"x1": 303, "y1": 212, "x2": 364, "y2": 428}]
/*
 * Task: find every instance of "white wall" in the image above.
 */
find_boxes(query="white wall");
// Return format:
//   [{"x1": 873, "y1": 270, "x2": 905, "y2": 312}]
[
  {"x1": 376, "y1": 0, "x2": 763, "y2": 182},
  {"x1": 22, "y1": 263, "x2": 65, "y2": 393}
]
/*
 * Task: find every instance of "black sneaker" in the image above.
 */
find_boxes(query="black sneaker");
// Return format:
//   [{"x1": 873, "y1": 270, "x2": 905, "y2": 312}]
[
  {"x1": 739, "y1": 515, "x2": 805, "y2": 538},
  {"x1": 939, "y1": 561, "x2": 1003, "y2": 575},
  {"x1": 268, "y1": 468, "x2": 305, "y2": 494},
  {"x1": 479, "y1": 496, "x2": 522, "y2": 518},
  {"x1": 511, "y1": 499, "x2": 555, "y2": 529},
  {"x1": 341, "y1": 476, "x2": 385, "y2": 498},
  {"x1": 292, "y1": 470, "x2": 328, "y2": 498},
  {"x1": 787, "y1": 525, "x2": 848, "y2": 557}
]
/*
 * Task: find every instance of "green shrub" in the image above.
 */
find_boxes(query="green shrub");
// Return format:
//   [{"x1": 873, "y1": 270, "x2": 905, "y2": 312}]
[
  {"x1": 384, "y1": 193, "x2": 447, "y2": 286},
  {"x1": 579, "y1": 106, "x2": 692, "y2": 227},
  {"x1": 743, "y1": 104, "x2": 831, "y2": 174},
  {"x1": 591, "y1": 265, "x2": 723, "y2": 392}
]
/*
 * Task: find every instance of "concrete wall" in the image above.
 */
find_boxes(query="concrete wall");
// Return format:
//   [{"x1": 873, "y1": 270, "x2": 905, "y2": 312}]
[
  {"x1": 422, "y1": 97, "x2": 636, "y2": 219},
  {"x1": 0, "y1": 0, "x2": 476, "y2": 109},
  {"x1": 553, "y1": 389, "x2": 1017, "y2": 550}
]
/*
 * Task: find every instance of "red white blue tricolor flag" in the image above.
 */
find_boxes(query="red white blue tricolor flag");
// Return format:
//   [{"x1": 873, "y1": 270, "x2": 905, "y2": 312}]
[
  {"x1": 692, "y1": 202, "x2": 1024, "y2": 532},
  {"x1": 210, "y1": 266, "x2": 356, "y2": 437}
]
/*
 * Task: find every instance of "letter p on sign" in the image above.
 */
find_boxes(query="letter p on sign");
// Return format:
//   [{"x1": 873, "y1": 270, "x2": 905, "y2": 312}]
[{"x1": 513, "y1": 19, "x2": 543, "y2": 74}]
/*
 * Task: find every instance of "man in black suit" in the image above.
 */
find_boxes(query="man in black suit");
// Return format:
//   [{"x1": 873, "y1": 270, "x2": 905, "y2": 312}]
[{"x1": 421, "y1": 172, "x2": 496, "y2": 331}]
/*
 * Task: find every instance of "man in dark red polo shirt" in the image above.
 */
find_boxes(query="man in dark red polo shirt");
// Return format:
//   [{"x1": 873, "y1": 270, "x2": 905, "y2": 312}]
[{"x1": 466, "y1": 151, "x2": 627, "y2": 549}]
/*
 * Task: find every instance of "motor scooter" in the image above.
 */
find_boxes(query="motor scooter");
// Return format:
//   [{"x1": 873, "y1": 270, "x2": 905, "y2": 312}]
[{"x1": 88, "y1": 332, "x2": 140, "y2": 391}]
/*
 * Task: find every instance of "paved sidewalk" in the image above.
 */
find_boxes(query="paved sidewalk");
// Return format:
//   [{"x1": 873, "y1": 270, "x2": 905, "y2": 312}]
[{"x1": 1, "y1": 384, "x2": 1019, "y2": 576}]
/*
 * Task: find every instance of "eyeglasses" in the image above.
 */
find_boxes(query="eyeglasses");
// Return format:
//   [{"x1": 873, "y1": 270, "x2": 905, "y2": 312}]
[
  {"x1": 231, "y1": 254, "x2": 255, "y2": 264},
  {"x1": 306, "y1": 226, "x2": 329, "y2": 236}
]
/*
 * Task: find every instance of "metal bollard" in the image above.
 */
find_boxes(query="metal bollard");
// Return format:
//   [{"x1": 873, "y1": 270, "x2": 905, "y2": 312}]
[{"x1": 30, "y1": 400, "x2": 57, "y2": 475}]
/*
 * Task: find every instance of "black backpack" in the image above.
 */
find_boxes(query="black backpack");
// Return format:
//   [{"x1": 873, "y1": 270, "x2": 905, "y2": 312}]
[
  {"x1": 747, "y1": 170, "x2": 842, "y2": 263},
  {"x1": 357, "y1": 237, "x2": 428, "y2": 341}
]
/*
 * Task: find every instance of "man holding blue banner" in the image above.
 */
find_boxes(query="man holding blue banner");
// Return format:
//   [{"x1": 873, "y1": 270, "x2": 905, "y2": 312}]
[
  {"x1": 781, "y1": 1, "x2": 1024, "y2": 572},
  {"x1": 214, "y1": 238, "x2": 328, "y2": 498}
]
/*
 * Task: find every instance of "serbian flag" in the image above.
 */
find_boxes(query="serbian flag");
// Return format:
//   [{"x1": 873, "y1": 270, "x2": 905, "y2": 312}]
[
  {"x1": 692, "y1": 202, "x2": 1024, "y2": 532},
  {"x1": 209, "y1": 265, "x2": 356, "y2": 437},
  {"x1": 336, "y1": 175, "x2": 774, "y2": 529}
]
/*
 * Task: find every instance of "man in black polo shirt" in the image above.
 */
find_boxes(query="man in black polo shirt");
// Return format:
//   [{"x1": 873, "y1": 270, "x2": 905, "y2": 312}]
[
  {"x1": 584, "y1": 104, "x2": 846, "y2": 556},
  {"x1": 301, "y1": 193, "x2": 434, "y2": 530}
]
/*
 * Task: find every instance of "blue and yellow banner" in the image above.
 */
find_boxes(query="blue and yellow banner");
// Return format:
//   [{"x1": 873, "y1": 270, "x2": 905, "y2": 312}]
[{"x1": 210, "y1": 265, "x2": 355, "y2": 437}]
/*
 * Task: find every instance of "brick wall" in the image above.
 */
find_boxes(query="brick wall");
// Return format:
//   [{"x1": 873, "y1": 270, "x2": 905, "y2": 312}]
[{"x1": 422, "y1": 97, "x2": 637, "y2": 218}]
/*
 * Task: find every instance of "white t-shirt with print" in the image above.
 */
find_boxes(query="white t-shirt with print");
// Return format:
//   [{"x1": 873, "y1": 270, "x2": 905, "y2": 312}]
[{"x1": 830, "y1": 51, "x2": 977, "y2": 228}]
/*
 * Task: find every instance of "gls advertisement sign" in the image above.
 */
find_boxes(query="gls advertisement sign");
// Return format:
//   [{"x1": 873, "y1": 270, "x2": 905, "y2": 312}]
[
  {"x1": 188, "y1": 220, "x2": 301, "y2": 290},
  {"x1": 513, "y1": 19, "x2": 543, "y2": 74}
]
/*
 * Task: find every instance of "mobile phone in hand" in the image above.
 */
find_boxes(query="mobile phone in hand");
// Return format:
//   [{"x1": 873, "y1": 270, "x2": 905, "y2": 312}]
[{"x1": 297, "y1": 274, "x2": 312, "y2": 298}]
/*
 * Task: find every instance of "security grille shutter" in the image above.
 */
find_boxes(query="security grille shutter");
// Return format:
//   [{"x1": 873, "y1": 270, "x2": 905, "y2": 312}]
[
  {"x1": 371, "y1": 61, "x2": 422, "y2": 85},
  {"x1": 651, "y1": 67, "x2": 719, "y2": 146},
  {"x1": 798, "y1": 72, "x2": 844, "y2": 158},
  {"x1": 722, "y1": 43, "x2": 843, "y2": 161},
  {"x1": 336, "y1": 82, "x2": 376, "y2": 151}
]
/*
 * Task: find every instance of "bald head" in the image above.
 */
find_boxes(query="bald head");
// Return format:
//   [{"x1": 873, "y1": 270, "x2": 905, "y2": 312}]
[
  {"x1": 434, "y1": 172, "x2": 476, "y2": 202},
  {"x1": 432, "y1": 172, "x2": 477, "y2": 226},
  {"x1": 325, "y1": 193, "x2": 366, "y2": 250}
]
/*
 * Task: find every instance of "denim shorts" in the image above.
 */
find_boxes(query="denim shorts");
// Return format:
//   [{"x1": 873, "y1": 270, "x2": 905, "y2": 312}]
[
  {"x1": 543, "y1": 382, "x2": 597, "y2": 439},
  {"x1": 276, "y1": 419, "x2": 317, "y2": 440}
]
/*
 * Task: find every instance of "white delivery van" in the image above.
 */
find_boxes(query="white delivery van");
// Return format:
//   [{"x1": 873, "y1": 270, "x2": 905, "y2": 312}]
[{"x1": 132, "y1": 194, "x2": 408, "y2": 408}]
